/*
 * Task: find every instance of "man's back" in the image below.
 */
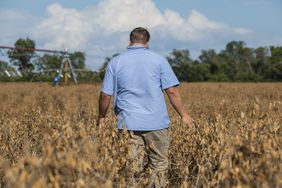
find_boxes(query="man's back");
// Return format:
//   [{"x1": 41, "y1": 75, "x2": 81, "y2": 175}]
[
  {"x1": 102, "y1": 45, "x2": 179, "y2": 130},
  {"x1": 98, "y1": 27, "x2": 194, "y2": 187}
]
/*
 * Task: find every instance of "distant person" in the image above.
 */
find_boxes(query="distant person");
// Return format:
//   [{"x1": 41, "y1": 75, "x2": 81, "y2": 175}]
[
  {"x1": 97, "y1": 27, "x2": 194, "y2": 187},
  {"x1": 52, "y1": 70, "x2": 61, "y2": 86}
]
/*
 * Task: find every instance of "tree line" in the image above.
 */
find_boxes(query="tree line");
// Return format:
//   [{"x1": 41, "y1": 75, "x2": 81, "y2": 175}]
[
  {"x1": 166, "y1": 41, "x2": 282, "y2": 82},
  {"x1": 1, "y1": 38, "x2": 281, "y2": 82},
  {"x1": 99, "y1": 41, "x2": 282, "y2": 82}
]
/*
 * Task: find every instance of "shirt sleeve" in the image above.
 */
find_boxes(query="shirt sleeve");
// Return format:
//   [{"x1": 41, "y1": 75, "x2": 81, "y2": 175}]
[
  {"x1": 101, "y1": 61, "x2": 115, "y2": 96},
  {"x1": 160, "y1": 59, "x2": 180, "y2": 90}
]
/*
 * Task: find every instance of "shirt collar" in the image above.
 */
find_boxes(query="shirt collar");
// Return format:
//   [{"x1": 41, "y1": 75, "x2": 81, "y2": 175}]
[{"x1": 127, "y1": 44, "x2": 148, "y2": 50}]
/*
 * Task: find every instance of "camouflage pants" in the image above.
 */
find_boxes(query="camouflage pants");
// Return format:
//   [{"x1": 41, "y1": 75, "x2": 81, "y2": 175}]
[{"x1": 121, "y1": 128, "x2": 169, "y2": 188}]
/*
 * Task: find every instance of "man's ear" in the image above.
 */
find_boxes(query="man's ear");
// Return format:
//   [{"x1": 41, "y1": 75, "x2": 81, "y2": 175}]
[
  {"x1": 128, "y1": 41, "x2": 132, "y2": 46},
  {"x1": 145, "y1": 42, "x2": 149, "y2": 49}
]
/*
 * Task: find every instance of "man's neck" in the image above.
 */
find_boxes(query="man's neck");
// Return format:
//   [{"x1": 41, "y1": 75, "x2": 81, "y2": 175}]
[{"x1": 129, "y1": 42, "x2": 149, "y2": 48}]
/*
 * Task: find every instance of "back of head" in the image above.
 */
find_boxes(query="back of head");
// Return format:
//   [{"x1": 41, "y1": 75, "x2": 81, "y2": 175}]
[{"x1": 130, "y1": 27, "x2": 150, "y2": 44}]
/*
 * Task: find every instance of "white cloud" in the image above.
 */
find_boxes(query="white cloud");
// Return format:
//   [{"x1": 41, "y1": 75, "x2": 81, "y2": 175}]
[
  {"x1": 164, "y1": 10, "x2": 184, "y2": 26},
  {"x1": 187, "y1": 10, "x2": 226, "y2": 30},
  {"x1": 233, "y1": 27, "x2": 253, "y2": 34},
  {"x1": 152, "y1": 9, "x2": 253, "y2": 43},
  {"x1": 32, "y1": 3, "x2": 93, "y2": 50},
  {"x1": 91, "y1": 0, "x2": 166, "y2": 33},
  {"x1": 2, "y1": 0, "x2": 256, "y2": 69}
]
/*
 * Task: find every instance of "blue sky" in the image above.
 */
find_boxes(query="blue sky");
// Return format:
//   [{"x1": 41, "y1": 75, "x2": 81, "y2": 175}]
[{"x1": 0, "y1": 0, "x2": 281, "y2": 70}]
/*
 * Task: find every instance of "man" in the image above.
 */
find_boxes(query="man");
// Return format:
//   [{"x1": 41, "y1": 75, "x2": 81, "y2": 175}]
[{"x1": 97, "y1": 27, "x2": 194, "y2": 187}]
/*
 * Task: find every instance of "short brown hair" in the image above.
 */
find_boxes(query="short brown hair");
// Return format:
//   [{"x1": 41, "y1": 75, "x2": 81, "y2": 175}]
[{"x1": 130, "y1": 27, "x2": 150, "y2": 44}]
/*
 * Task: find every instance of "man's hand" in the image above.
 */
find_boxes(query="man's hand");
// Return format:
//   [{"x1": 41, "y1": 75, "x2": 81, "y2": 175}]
[
  {"x1": 97, "y1": 92, "x2": 111, "y2": 127},
  {"x1": 181, "y1": 114, "x2": 195, "y2": 129},
  {"x1": 165, "y1": 86, "x2": 195, "y2": 130},
  {"x1": 96, "y1": 117, "x2": 105, "y2": 127}
]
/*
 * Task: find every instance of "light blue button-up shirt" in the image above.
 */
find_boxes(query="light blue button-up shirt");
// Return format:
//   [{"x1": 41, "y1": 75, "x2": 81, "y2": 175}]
[{"x1": 101, "y1": 45, "x2": 179, "y2": 131}]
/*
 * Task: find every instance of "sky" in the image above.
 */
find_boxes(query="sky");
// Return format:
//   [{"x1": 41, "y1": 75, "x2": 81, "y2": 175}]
[{"x1": 0, "y1": 0, "x2": 281, "y2": 70}]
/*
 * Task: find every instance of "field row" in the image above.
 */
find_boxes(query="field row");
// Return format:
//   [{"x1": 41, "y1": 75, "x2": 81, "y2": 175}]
[{"x1": 0, "y1": 83, "x2": 281, "y2": 187}]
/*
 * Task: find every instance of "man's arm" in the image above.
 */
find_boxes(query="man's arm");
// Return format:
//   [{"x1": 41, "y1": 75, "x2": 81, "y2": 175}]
[
  {"x1": 165, "y1": 86, "x2": 194, "y2": 128},
  {"x1": 97, "y1": 92, "x2": 112, "y2": 126}
]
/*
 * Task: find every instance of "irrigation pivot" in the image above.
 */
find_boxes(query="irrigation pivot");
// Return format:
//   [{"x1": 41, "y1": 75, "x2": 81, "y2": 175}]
[{"x1": 0, "y1": 45, "x2": 78, "y2": 85}]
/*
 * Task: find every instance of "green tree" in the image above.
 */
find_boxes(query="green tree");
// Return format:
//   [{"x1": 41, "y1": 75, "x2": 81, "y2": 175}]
[
  {"x1": 199, "y1": 49, "x2": 219, "y2": 74},
  {"x1": 0, "y1": 60, "x2": 13, "y2": 76},
  {"x1": 0, "y1": 60, "x2": 21, "y2": 81},
  {"x1": 37, "y1": 54, "x2": 62, "y2": 71},
  {"x1": 220, "y1": 41, "x2": 257, "y2": 80},
  {"x1": 99, "y1": 53, "x2": 119, "y2": 80},
  {"x1": 267, "y1": 46, "x2": 282, "y2": 80},
  {"x1": 36, "y1": 51, "x2": 86, "y2": 71},
  {"x1": 167, "y1": 49, "x2": 191, "y2": 68},
  {"x1": 166, "y1": 49, "x2": 193, "y2": 81},
  {"x1": 252, "y1": 47, "x2": 269, "y2": 78},
  {"x1": 8, "y1": 38, "x2": 36, "y2": 75},
  {"x1": 69, "y1": 51, "x2": 86, "y2": 69},
  {"x1": 189, "y1": 61, "x2": 211, "y2": 81},
  {"x1": 0, "y1": 60, "x2": 11, "y2": 70},
  {"x1": 167, "y1": 49, "x2": 212, "y2": 82}
]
